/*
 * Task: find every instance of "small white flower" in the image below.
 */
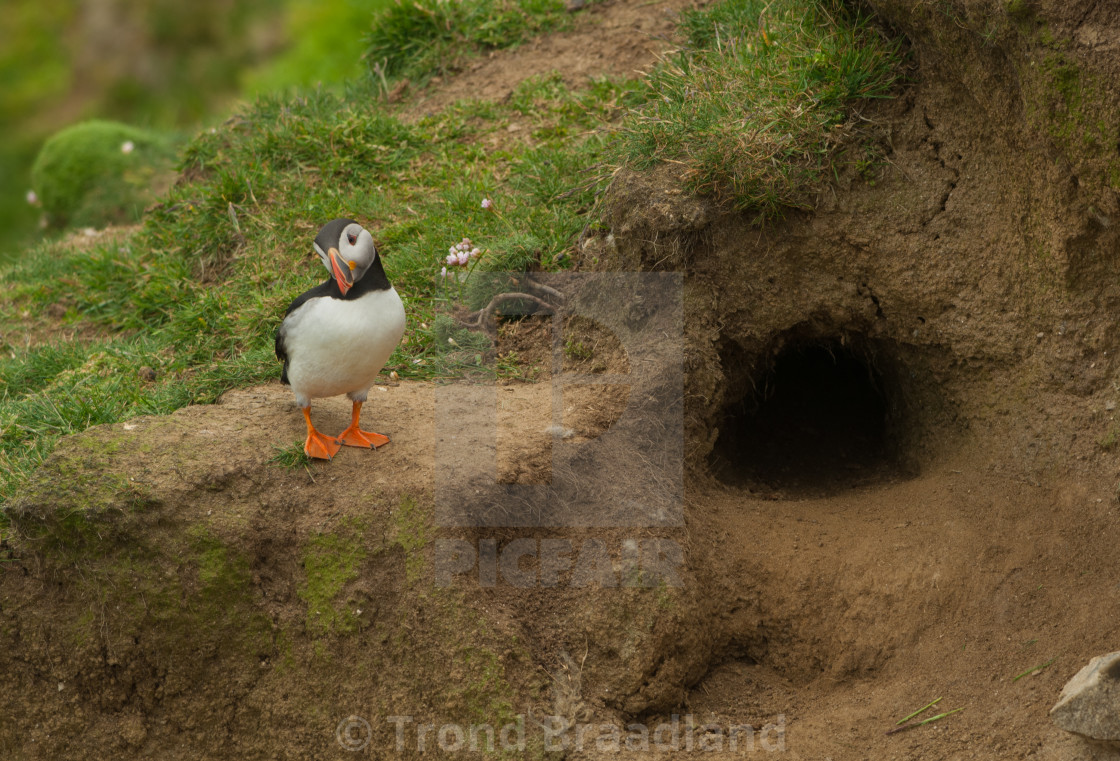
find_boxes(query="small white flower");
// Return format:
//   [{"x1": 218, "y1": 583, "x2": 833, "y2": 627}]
[
  {"x1": 456, "y1": 251, "x2": 470, "y2": 266},
  {"x1": 25, "y1": 190, "x2": 38, "y2": 206},
  {"x1": 448, "y1": 246, "x2": 457, "y2": 256},
  {"x1": 448, "y1": 337, "x2": 458, "y2": 346},
  {"x1": 121, "y1": 140, "x2": 135, "y2": 154},
  {"x1": 481, "y1": 198, "x2": 492, "y2": 210},
  {"x1": 440, "y1": 266, "x2": 448, "y2": 277},
  {"x1": 446, "y1": 253, "x2": 458, "y2": 266},
  {"x1": 470, "y1": 248, "x2": 481, "y2": 259}
]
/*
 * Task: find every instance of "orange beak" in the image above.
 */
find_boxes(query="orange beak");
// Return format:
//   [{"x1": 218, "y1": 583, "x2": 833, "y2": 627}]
[{"x1": 329, "y1": 247, "x2": 355, "y2": 295}]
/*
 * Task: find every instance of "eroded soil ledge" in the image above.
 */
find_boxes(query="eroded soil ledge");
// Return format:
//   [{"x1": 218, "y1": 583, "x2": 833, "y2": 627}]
[{"x1": 4, "y1": 1, "x2": 1120, "y2": 760}]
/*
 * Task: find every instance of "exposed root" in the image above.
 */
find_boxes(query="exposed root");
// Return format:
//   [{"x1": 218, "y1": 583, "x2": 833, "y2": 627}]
[{"x1": 462, "y1": 277, "x2": 566, "y2": 336}]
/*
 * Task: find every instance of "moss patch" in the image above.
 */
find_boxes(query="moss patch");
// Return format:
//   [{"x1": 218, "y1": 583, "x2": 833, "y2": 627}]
[
  {"x1": 391, "y1": 495, "x2": 429, "y2": 584},
  {"x1": 30, "y1": 120, "x2": 179, "y2": 229},
  {"x1": 299, "y1": 520, "x2": 368, "y2": 636}
]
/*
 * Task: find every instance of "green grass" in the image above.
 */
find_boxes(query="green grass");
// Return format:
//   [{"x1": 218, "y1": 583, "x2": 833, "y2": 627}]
[
  {"x1": 612, "y1": 0, "x2": 905, "y2": 219},
  {"x1": 270, "y1": 441, "x2": 313, "y2": 469},
  {"x1": 0, "y1": 70, "x2": 623, "y2": 506},
  {"x1": 364, "y1": 0, "x2": 570, "y2": 84},
  {"x1": 0, "y1": 0, "x2": 905, "y2": 511},
  {"x1": 1012, "y1": 657, "x2": 1056, "y2": 682}
]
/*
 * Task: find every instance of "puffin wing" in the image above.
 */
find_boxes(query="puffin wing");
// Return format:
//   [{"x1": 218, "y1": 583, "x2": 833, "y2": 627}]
[{"x1": 276, "y1": 280, "x2": 337, "y2": 384}]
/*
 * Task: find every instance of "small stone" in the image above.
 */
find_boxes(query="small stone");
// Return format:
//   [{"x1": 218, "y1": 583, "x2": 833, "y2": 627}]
[
  {"x1": 1107, "y1": 401, "x2": 1116, "y2": 411},
  {"x1": 138, "y1": 366, "x2": 157, "y2": 382},
  {"x1": 1051, "y1": 652, "x2": 1120, "y2": 747}
]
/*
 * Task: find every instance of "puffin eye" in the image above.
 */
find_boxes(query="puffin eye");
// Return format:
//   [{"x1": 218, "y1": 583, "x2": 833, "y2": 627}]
[{"x1": 347, "y1": 232, "x2": 358, "y2": 246}]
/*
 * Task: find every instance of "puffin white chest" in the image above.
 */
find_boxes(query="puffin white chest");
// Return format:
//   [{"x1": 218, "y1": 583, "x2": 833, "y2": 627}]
[{"x1": 283, "y1": 287, "x2": 405, "y2": 401}]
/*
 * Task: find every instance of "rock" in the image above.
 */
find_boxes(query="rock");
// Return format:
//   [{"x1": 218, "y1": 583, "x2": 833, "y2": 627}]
[{"x1": 1051, "y1": 652, "x2": 1120, "y2": 749}]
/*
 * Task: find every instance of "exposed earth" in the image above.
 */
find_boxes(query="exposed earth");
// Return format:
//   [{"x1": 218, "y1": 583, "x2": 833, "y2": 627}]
[{"x1": 4, "y1": 1, "x2": 1120, "y2": 760}]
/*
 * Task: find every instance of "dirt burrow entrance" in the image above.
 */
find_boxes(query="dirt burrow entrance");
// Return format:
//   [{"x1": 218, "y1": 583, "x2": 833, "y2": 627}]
[{"x1": 709, "y1": 326, "x2": 925, "y2": 498}]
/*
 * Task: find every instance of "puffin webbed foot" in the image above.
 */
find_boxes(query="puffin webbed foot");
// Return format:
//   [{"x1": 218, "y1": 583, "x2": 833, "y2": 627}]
[
  {"x1": 304, "y1": 429, "x2": 342, "y2": 460},
  {"x1": 301, "y1": 406, "x2": 341, "y2": 460},
  {"x1": 337, "y1": 400, "x2": 390, "y2": 449},
  {"x1": 337, "y1": 427, "x2": 390, "y2": 449}
]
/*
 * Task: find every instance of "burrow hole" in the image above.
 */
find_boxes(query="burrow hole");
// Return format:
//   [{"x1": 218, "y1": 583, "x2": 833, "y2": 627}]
[{"x1": 710, "y1": 331, "x2": 913, "y2": 495}]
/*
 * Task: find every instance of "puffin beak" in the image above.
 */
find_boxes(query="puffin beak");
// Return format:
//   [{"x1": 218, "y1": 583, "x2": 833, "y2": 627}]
[{"x1": 328, "y1": 247, "x2": 355, "y2": 295}]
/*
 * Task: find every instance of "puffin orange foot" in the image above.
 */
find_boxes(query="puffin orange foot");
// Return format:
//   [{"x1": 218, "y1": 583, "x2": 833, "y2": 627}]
[
  {"x1": 337, "y1": 427, "x2": 390, "y2": 449},
  {"x1": 304, "y1": 430, "x2": 342, "y2": 460}
]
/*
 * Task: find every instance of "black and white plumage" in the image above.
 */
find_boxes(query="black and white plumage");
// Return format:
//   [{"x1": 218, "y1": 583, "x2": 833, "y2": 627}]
[{"x1": 275, "y1": 218, "x2": 406, "y2": 459}]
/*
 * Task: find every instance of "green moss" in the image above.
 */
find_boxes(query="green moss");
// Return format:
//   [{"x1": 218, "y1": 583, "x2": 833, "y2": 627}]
[
  {"x1": 1021, "y1": 29, "x2": 1120, "y2": 198},
  {"x1": 6, "y1": 441, "x2": 157, "y2": 555},
  {"x1": 455, "y1": 645, "x2": 519, "y2": 726},
  {"x1": 73, "y1": 430, "x2": 130, "y2": 460},
  {"x1": 656, "y1": 579, "x2": 676, "y2": 611},
  {"x1": 30, "y1": 120, "x2": 179, "y2": 229},
  {"x1": 299, "y1": 520, "x2": 368, "y2": 635},
  {"x1": 391, "y1": 495, "x2": 429, "y2": 583},
  {"x1": 196, "y1": 533, "x2": 246, "y2": 590},
  {"x1": 1100, "y1": 425, "x2": 1119, "y2": 451}
]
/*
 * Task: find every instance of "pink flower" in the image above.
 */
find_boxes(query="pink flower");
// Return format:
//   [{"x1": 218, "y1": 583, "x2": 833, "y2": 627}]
[
  {"x1": 456, "y1": 251, "x2": 470, "y2": 266},
  {"x1": 440, "y1": 266, "x2": 448, "y2": 278},
  {"x1": 446, "y1": 253, "x2": 458, "y2": 266},
  {"x1": 481, "y1": 198, "x2": 492, "y2": 210}
]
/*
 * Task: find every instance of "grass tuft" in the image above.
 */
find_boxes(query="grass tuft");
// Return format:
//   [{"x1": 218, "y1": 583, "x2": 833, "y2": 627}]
[
  {"x1": 364, "y1": 0, "x2": 569, "y2": 83},
  {"x1": 613, "y1": 0, "x2": 905, "y2": 219},
  {"x1": 270, "y1": 441, "x2": 312, "y2": 469}
]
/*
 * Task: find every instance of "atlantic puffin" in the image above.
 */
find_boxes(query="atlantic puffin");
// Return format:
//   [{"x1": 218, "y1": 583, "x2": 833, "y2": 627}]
[{"x1": 275, "y1": 218, "x2": 406, "y2": 460}]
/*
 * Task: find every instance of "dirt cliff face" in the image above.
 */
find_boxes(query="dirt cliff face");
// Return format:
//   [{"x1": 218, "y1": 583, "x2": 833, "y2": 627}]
[{"x1": 583, "y1": 0, "x2": 1120, "y2": 492}]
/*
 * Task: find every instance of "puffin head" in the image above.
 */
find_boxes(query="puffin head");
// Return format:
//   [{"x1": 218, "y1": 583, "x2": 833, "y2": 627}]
[{"x1": 313, "y1": 218, "x2": 378, "y2": 296}]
